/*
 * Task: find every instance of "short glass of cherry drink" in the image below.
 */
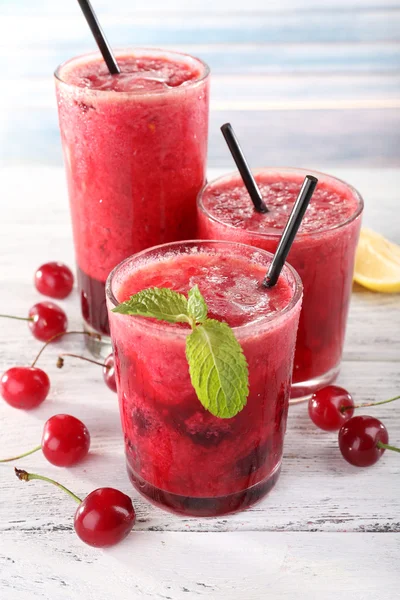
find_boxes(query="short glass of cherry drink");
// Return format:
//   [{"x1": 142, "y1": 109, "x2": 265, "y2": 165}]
[{"x1": 106, "y1": 240, "x2": 302, "y2": 517}]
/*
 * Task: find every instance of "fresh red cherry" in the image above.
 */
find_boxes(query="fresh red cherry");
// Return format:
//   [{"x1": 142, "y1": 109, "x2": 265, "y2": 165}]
[
  {"x1": 28, "y1": 302, "x2": 68, "y2": 341},
  {"x1": 34, "y1": 262, "x2": 74, "y2": 299},
  {"x1": 338, "y1": 415, "x2": 389, "y2": 467},
  {"x1": 15, "y1": 469, "x2": 136, "y2": 548},
  {"x1": 0, "y1": 302, "x2": 67, "y2": 342},
  {"x1": 41, "y1": 414, "x2": 90, "y2": 466},
  {"x1": 308, "y1": 385, "x2": 354, "y2": 431},
  {"x1": 0, "y1": 367, "x2": 50, "y2": 409},
  {"x1": 74, "y1": 488, "x2": 135, "y2": 547},
  {"x1": 103, "y1": 353, "x2": 117, "y2": 392},
  {"x1": 1, "y1": 414, "x2": 90, "y2": 466}
]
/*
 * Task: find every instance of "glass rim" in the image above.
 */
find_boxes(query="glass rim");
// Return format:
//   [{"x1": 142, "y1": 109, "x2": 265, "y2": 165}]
[
  {"x1": 54, "y1": 47, "x2": 210, "y2": 96},
  {"x1": 197, "y1": 167, "x2": 364, "y2": 239},
  {"x1": 105, "y1": 239, "x2": 303, "y2": 338}
]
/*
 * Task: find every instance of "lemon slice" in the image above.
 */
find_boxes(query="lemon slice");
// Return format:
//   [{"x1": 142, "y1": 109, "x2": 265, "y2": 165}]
[{"x1": 354, "y1": 228, "x2": 400, "y2": 293}]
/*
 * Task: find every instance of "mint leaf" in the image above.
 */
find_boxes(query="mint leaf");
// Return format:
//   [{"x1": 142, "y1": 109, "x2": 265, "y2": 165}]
[
  {"x1": 186, "y1": 319, "x2": 249, "y2": 419},
  {"x1": 112, "y1": 287, "x2": 190, "y2": 324},
  {"x1": 187, "y1": 285, "x2": 208, "y2": 324},
  {"x1": 113, "y1": 285, "x2": 250, "y2": 419}
]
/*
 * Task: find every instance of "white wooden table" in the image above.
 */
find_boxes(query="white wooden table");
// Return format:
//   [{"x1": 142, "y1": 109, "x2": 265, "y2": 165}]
[
  {"x1": 1, "y1": 0, "x2": 400, "y2": 595},
  {"x1": 0, "y1": 167, "x2": 399, "y2": 599}
]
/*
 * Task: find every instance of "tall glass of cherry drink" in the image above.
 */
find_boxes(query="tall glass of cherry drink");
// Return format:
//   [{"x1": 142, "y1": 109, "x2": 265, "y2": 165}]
[
  {"x1": 106, "y1": 240, "x2": 302, "y2": 516},
  {"x1": 55, "y1": 49, "x2": 210, "y2": 354}
]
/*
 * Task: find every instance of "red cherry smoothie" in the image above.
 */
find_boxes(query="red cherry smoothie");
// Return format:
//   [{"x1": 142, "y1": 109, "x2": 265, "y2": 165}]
[
  {"x1": 197, "y1": 169, "x2": 363, "y2": 399},
  {"x1": 106, "y1": 241, "x2": 302, "y2": 516},
  {"x1": 55, "y1": 49, "x2": 210, "y2": 336}
]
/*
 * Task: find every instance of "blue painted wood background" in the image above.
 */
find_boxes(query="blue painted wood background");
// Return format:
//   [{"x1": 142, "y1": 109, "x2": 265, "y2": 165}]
[{"x1": 0, "y1": 0, "x2": 399, "y2": 168}]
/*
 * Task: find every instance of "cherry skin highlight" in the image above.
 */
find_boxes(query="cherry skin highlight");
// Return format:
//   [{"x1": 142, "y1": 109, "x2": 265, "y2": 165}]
[
  {"x1": 28, "y1": 302, "x2": 68, "y2": 341},
  {"x1": 35, "y1": 262, "x2": 74, "y2": 299},
  {"x1": 41, "y1": 414, "x2": 90, "y2": 467},
  {"x1": 308, "y1": 385, "x2": 354, "y2": 431},
  {"x1": 0, "y1": 367, "x2": 50, "y2": 409},
  {"x1": 338, "y1": 415, "x2": 389, "y2": 467},
  {"x1": 74, "y1": 487, "x2": 135, "y2": 547},
  {"x1": 103, "y1": 354, "x2": 117, "y2": 392}
]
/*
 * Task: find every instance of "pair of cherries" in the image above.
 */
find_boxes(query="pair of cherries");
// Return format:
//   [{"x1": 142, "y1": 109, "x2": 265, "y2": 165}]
[
  {"x1": 1, "y1": 262, "x2": 116, "y2": 410},
  {"x1": 309, "y1": 385, "x2": 400, "y2": 466},
  {"x1": 1, "y1": 262, "x2": 74, "y2": 342},
  {"x1": 2, "y1": 414, "x2": 135, "y2": 547},
  {"x1": 1, "y1": 261, "x2": 72, "y2": 408}
]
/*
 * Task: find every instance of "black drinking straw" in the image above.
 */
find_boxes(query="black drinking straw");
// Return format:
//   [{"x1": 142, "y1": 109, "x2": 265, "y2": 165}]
[
  {"x1": 264, "y1": 175, "x2": 318, "y2": 288},
  {"x1": 77, "y1": 0, "x2": 120, "y2": 75},
  {"x1": 221, "y1": 123, "x2": 268, "y2": 213}
]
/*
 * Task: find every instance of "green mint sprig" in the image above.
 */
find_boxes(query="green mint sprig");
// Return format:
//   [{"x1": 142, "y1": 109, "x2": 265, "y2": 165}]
[{"x1": 112, "y1": 285, "x2": 249, "y2": 419}]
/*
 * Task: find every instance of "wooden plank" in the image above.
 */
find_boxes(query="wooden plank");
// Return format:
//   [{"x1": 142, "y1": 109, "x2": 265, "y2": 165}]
[
  {"x1": 211, "y1": 74, "x2": 400, "y2": 110},
  {"x1": 0, "y1": 531, "x2": 399, "y2": 600},
  {"x1": 1, "y1": 108, "x2": 399, "y2": 168},
  {"x1": 0, "y1": 165, "x2": 399, "y2": 596},
  {"x1": 1, "y1": 0, "x2": 400, "y2": 15},
  {"x1": 1, "y1": 11, "x2": 399, "y2": 46},
  {"x1": 0, "y1": 354, "x2": 400, "y2": 539},
  {"x1": 1, "y1": 357, "x2": 399, "y2": 535},
  {"x1": 2, "y1": 74, "x2": 399, "y2": 110},
  {"x1": 208, "y1": 109, "x2": 400, "y2": 168},
  {"x1": 346, "y1": 291, "x2": 400, "y2": 360},
  {"x1": 2, "y1": 44, "x2": 399, "y2": 78}
]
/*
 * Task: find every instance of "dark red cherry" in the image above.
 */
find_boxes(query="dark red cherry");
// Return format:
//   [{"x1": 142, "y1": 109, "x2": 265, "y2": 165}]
[
  {"x1": 308, "y1": 385, "x2": 354, "y2": 431},
  {"x1": 338, "y1": 415, "x2": 389, "y2": 467},
  {"x1": 74, "y1": 487, "x2": 135, "y2": 547}
]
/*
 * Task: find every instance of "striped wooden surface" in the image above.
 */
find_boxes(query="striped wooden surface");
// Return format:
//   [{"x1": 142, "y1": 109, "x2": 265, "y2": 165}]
[
  {"x1": 0, "y1": 166, "x2": 399, "y2": 599},
  {"x1": 0, "y1": 0, "x2": 399, "y2": 168}
]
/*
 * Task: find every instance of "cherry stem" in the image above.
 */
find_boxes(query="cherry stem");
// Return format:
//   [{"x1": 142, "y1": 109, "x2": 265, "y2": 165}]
[
  {"x1": 15, "y1": 468, "x2": 82, "y2": 504},
  {"x1": 0, "y1": 314, "x2": 33, "y2": 322},
  {"x1": 341, "y1": 394, "x2": 400, "y2": 413},
  {"x1": 0, "y1": 445, "x2": 42, "y2": 463},
  {"x1": 376, "y1": 442, "x2": 400, "y2": 454},
  {"x1": 57, "y1": 353, "x2": 109, "y2": 370},
  {"x1": 31, "y1": 330, "x2": 101, "y2": 368}
]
